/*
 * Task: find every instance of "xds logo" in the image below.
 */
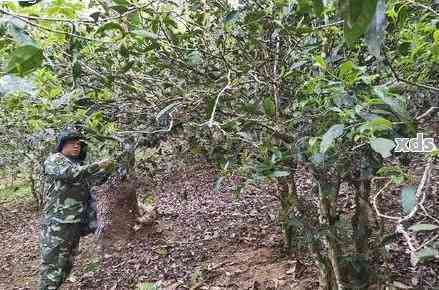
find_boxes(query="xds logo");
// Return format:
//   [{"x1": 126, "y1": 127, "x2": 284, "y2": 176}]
[{"x1": 394, "y1": 133, "x2": 437, "y2": 153}]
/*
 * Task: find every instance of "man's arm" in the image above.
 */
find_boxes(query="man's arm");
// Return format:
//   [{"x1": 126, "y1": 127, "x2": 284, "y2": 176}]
[
  {"x1": 44, "y1": 154, "x2": 101, "y2": 183},
  {"x1": 88, "y1": 169, "x2": 112, "y2": 187}
]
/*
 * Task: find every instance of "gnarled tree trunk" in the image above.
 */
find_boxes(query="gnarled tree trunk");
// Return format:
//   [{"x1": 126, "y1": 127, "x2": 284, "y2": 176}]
[
  {"x1": 96, "y1": 138, "x2": 139, "y2": 255},
  {"x1": 315, "y1": 173, "x2": 345, "y2": 290}
]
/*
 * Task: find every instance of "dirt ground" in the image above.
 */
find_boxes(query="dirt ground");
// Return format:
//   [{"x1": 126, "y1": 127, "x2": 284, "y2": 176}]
[
  {"x1": 0, "y1": 162, "x2": 317, "y2": 290},
  {"x1": 1, "y1": 159, "x2": 439, "y2": 289}
]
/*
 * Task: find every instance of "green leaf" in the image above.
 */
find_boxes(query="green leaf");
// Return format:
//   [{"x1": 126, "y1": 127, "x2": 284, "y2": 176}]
[
  {"x1": 263, "y1": 96, "x2": 276, "y2": 117},
  {"x1": 130, "y1": 30, "x2": 158, "y2": 40},
  {"x1": 224, "y1": 10, "x2": 239, "y2": 24},
  {"x1": 187, "y1": 50, "x2": 202, "y2": 65},
  {"x1": 241, "y1": 102, "x2": 257, "y2": 114},
  {"x1": 320, "y1": 124, "x2": 344, "y2": 153},
  {"x1": 339, "y1": 60, "x2": 354, "y2": 77},
  {"x1": 339, "y1": 60, "x2": 359, "y2": 86},
  {"x1": 312, "y1": 0, "x2": 324, "y2": 16},
  {"x1": 369, "y1": 138, "x2": 395, "y2": 158},
  {"x1": 28, "y1": 119, "x2": 43, "y2": 130},
  {"x1": 409, "y1": 224, "x2": 439, "y2": 232},
  {"x1": 314, "y1": 55, "x2": 326, "y2": 70},
  {"x1": 6, "y1": 45, "x2": 43, "y2": 75},
  {"x1": 119, "y1": 43, "x2": 130, "y2": 57},
  {"x1": 112, "y1": 0, "x2": 130, "y2": 6},
  {"x1": 415, "y1": 247, "x2": 439, "y2": 265},
  {"x1": 87, "y1": 111, "x2": 104, "y2": 130},
  {"x1": 7, "y1": 22, "x2": 35, "y2": 45},
  {"x1": 377, "y1": 166, "x2": 407, "y2": 184},
  {"x1": 339, "y1": 0, "x2": 378, "y2": 44},
  {"x1": 375, "y1": 87, "x2": 408, "y2": 119},
  {"x1": 270, "y1": 171, "x2": 290, "y2": 178},
  {"x1": 72, "y1": 60, "x2": 81, "y2": 81},
  {"x1": 96, "y1": 22, "x2": 126, "y2": 39},
  {"x1": 110, "y1": 5, "x2": 129, "y2": 14},
  {"x1": 163, "y1": 15, "x2": 178, "y2": 29},
  {"x1": 433, "y1": 30, "x2": 439, "y2": 45},
  {"x1": 401, "y1": 185, "x2": 417, "y2": 215},
  {"x1": 368, "y1": 117, "x2": 393, "y2": 131},
  {"x1": 223, "y1": 120, "x2": 240, "y2": 131},
  {"x1": 365, "y1": 0, "x2": 387, "y2": 57}
]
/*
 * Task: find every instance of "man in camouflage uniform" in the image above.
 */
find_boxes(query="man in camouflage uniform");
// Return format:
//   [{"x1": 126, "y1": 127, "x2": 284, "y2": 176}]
[{"x1": 39, "y1": 129, "x2": 114, "y2": 290}]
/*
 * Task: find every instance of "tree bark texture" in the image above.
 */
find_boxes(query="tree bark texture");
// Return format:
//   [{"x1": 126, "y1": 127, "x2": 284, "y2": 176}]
[
  {"x1": 95, "y1": 140, "x2": 139, "y2": 254},
  {"x1": 318, "y1": 179, "x2": 345, "y2": 290}
]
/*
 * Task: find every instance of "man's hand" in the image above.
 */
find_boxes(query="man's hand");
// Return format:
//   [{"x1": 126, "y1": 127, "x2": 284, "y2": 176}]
[{"x1": 96, "y1": 159, "x2": 115, "y2": 171}]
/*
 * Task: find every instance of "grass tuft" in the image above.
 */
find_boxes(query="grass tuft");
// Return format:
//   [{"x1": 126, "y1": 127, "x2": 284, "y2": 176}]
[{"x1": 0, "y1": 179, "x2": 32, "y2": 202}]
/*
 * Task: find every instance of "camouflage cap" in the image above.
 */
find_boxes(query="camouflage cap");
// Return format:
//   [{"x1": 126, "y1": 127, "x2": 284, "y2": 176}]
[{"x1": 56, "y1": 129, "x2": 88, "y2": 161}]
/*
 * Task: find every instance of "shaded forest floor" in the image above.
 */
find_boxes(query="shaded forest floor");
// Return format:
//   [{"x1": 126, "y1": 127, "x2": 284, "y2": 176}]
[
  {"x1": 0, "y1": 161, "x2": 317, "y2": 290},
  {"x1": 1, "y1": 157, "x2": 439, "y2": 289}
]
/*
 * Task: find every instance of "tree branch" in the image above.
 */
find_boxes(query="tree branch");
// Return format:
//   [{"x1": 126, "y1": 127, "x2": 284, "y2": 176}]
[
  {"x1": 404, "y1": 0, "x2": 439, "y2": 17},
  {"x1": 0, "y1": 8, "x2": 93, "y2": 23},
  {"x1": 383, "y1": 48, "x2": 439, "y2": 93},
  {"x1": 0, "y1": 9, "x2": 107, "y2": 43},
  {"x1": 416, "y1": 107, "x2": 439, "y2": 120},
  {"x1": 115, "y1": 103, "x2": 181, "y2": 136},
  {"x1": 199, "y1": 71, "x2": 232, "y2": 128},
  {"x1": 312, "y1": 20, "x2": 344, "y2": 31}
]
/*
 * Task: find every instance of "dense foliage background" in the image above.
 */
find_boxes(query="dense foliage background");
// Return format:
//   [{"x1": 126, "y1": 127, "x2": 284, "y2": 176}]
[{"x1": 0, "y1": 0, "x2": 438, "y2": 289}]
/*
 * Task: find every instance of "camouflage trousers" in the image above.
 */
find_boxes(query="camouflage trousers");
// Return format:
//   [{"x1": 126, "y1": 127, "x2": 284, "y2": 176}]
[{"x1": 39, "y1": 193, "x2": 98, "y2": 290}]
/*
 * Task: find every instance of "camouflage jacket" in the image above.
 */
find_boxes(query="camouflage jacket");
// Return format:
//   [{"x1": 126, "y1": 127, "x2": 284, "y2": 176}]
[{"x1": 43, "y1": 153, "x2": 108, "y2": 223}]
